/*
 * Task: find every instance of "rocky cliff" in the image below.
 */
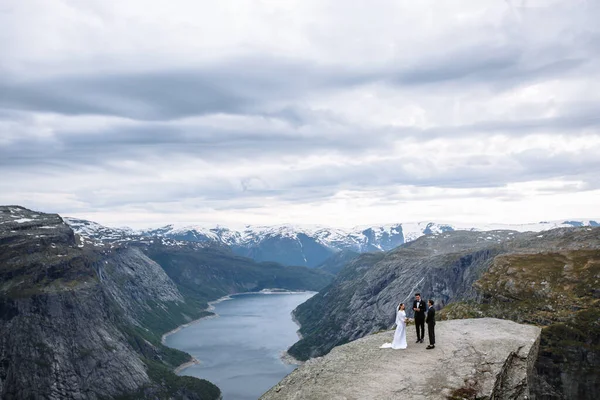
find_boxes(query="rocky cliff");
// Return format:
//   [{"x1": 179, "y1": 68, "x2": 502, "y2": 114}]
[
  {"x1": 263, "y1": 318, "x2": 542, "y2": 400},
  {"x1": 0, "y1": 206, "x2": 220, "y2": 399},
  {"x1": 288, "y1": 227, "x2": 600, "y2": 399},
  {"x1": 441, "y1": 246, "x2": 600, "y2": 399}
]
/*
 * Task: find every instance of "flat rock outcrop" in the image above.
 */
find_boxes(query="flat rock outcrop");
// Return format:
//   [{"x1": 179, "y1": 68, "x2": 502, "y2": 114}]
[{"x1": 262, "y1": 318, "x2": 541, "y2": 400}]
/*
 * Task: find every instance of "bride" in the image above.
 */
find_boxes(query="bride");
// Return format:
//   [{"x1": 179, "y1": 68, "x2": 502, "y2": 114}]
[{"x1": 380, "y1": 303, "x2": 407, "y2": 349}]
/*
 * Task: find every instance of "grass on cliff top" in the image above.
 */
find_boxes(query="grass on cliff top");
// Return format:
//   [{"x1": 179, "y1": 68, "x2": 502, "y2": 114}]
[
  {"x1": 441, "y1": 249, "x2": 600, "y2": 399},
  {"x1": 1, "y1": 245, "x2": 101, "y2": 298},
  {"x1": 441, "y1": 248, "x2": 600, "y2": 346},
  {"x1": 475, "y1": 249, "x2": 599, "y2": 300},
  {"x1": 441, "y1": 248, "x2": 600, "y2": 328}
]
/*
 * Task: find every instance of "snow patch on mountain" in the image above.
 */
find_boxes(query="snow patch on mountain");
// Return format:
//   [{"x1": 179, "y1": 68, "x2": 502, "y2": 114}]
[
  {"x1": 65, "y1": 217, "x2": 600, "y2": 267},
  {"x1": 70, "y1": 218, "x2": 600, "y2": 249},
  {"x1": 64, "y1": 217, "x2": 133, "y2": 241}
]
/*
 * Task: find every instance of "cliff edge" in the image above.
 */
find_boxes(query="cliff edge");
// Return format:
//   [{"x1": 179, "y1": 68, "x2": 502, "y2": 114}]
[{"x1": 262, "y1": 318, "x2": 541, "y2": 400}]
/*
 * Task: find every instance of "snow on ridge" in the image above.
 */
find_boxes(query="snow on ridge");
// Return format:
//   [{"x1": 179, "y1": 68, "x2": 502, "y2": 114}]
[
  {"x1": 156, "y1": 219, "x2": 597, "y2": 250},
  {"x1": 64, "y1": 217, "x2": 132, "y2": 236},
  {"x1": 164, "y1": 225, "x2": 220, "y2": 240},
  {"x1": 447, "y1": 219, "x2": 599, "y2": 233},
  {"x1": 63, "y1": 215, "x2": 598, "y2": 252},
  {"x1": 242, "y1": 223, "x2": 338, "y2": 235},
  {"x1": 13, "y1": 218, "x2": 35, "y2": 223},
  {"x1": 135, "y1": 222, "x2": 351, "y2": 248}
]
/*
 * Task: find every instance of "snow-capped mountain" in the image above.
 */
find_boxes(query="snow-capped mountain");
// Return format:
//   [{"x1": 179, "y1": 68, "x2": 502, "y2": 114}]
[
  {"x1": 64, "y1": 217, "x2": 134, "y2": 241},
  {"x1": 140, "y1": 224, "x2": 339, "y2": 267},
  {"x1": 66, "y1": 218, "x2": 599, "y2": 268},
  {"x1": 63, "y1": 217, "x2": 216, "y2": 250},
  {"x1": 140, "y1": 222, "x2": 457, "y2": 253}
]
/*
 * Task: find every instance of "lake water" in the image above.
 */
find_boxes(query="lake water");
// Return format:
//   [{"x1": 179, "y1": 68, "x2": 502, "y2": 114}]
[{"x1": 164, "y1": 291, "x2": 315, "y2": 400}]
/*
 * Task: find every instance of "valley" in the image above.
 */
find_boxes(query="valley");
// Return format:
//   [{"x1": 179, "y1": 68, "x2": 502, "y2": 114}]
[
  {"x1": 2, "y1": 205, "x2": 598, "y2": 399},
  {"x1": 0, "y1": 206, "x2": 330, "y2": 399}
]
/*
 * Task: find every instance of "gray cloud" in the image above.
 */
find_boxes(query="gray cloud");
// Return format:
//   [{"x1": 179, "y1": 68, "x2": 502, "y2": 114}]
[
  {"x1": 2, "y1": 99, "x2": 598, "y2": 174},
  {"x1": 1, "y1": 29, "x2": 595, "y2": 121},
  {"x1": 6, "y1": 145, "x2": 596, "y2": 213},
  {"x1": 1, "y1": 1, "x2": 600, "y2": 225}
]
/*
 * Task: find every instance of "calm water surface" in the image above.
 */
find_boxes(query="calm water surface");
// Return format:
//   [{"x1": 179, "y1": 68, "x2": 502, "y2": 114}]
[{"x1": 164, "y1": 292, "x2": 315, "y2": 400}]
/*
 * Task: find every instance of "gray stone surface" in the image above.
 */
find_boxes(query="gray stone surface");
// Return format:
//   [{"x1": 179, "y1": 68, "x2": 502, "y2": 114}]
[
  {"x1": 0, "y1": 206, "x2": 221, "y2": 399},
  {"x1": 262, "y1": 318, "x2": 541, "y2": 400}
]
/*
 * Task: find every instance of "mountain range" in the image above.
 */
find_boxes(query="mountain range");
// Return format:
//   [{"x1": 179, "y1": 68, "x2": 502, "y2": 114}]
[
  {"x1": 3, "y1": 206, "x2": 599, "y2": 399},
  {"x1": 66, "y1": 218, "x2": 600, "y2": 268}
]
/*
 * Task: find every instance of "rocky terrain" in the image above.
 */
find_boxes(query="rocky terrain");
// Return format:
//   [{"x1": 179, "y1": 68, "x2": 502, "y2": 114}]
[
  {"x1": 0, "y1": 206, "x2": 331, "y2": 399},
  {"x1": 288, "y1": 227, "x2": 600, "y2": 399},
  {"x1": 0, "y1": 206, "x2": 221, "y2": 399},
  {"x1": 263, "y1": 318, "x2": 542, "y2": 400}
]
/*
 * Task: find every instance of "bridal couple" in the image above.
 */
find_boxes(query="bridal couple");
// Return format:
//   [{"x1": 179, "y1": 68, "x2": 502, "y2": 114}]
[{"x1": 380, "y1": 293, "x2": 436, "y2": 350}]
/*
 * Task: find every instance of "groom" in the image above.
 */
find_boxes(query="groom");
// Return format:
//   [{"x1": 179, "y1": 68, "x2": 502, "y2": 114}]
[
  {"x1": 412, "y1": 293, "x2": 426, "y2": 343},
  {"x1": 426, "y1": 299, "x2": 436, "y2": 350}
]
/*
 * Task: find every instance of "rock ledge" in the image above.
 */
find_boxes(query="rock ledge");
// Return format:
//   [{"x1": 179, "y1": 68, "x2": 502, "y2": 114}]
[{"x1": 262, "y1": 318, "x2": 540, "y2": 400}]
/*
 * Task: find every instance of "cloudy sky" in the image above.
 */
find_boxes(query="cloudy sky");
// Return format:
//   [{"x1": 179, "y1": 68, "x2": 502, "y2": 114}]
[{"x1": 1, "y1": 0, "x2": 599, "y2": 229}]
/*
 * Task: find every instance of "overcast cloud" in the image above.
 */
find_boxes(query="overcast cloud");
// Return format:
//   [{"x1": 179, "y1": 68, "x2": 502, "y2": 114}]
[{"x1": 1, "y1": 0, "x2": 599, "y2": 228}]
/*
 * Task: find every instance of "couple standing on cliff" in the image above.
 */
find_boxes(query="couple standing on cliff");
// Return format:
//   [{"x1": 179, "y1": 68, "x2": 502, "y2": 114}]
[{"x1": 380, "y1": 293, "x2": 436, "y2": 350}]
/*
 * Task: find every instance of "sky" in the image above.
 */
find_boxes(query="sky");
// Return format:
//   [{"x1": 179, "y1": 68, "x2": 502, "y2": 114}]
[{"x1": 1, "y1": 0, "x2": 599, "y2": 229}]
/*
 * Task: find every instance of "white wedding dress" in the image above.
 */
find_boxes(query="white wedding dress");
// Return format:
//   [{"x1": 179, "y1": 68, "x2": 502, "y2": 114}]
[{"x1": 380, "y1": 310, "x2": 407, "y2": 349}]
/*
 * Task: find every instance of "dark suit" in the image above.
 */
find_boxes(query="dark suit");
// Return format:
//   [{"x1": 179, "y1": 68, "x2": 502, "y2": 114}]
[
  {"x1": 412, "y1": 300, "x2": 426, "y2": 340},
  {"x1": 426, "y1": 306, "x2": 436, "y2": 345}
]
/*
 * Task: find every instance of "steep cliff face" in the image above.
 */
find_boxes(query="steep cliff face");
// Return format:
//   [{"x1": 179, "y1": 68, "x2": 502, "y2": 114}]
[
  {"x1": 288, "y1": 227, "x2": 599, "y2": 399},
  {"x1": 99, "y1": 247, "x2": 183, "y2": 320},
  {"x1": 264, "y1": 319, "x2": 542, "y2": 400},
  {"x1": 0, "y1": 286, "x2": 150, "y2": 399},
  {"x1": 442, "y1": 245, "x2": 600, "y2": 400},
  {"x1": 0, "y1": 206, "x2": 220, "y2": 399}
]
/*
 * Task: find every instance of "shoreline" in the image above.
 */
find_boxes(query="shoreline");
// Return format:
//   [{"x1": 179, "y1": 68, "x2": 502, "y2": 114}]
[
  {"x1": 280, "y1": 350, "x2": 304, "y2": 365},
  {"x1": 160, "y1": 313, "x2": 218, "y2": 345},
  {"x1": 291, "y1": 312, "x2": 304, "y2": 340},
  {"x1": 162, "y1": 289, "x2": 315, "y2": 372},
  {"x1": 174, "y1": 357, "x2": 201, "y2": 374},
  {"x1": 280, "y1": 296, "x2": 315, "y2": 366},
  {"x1": 161, "y1": 293, "x2": 236, "y2": 346}
]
